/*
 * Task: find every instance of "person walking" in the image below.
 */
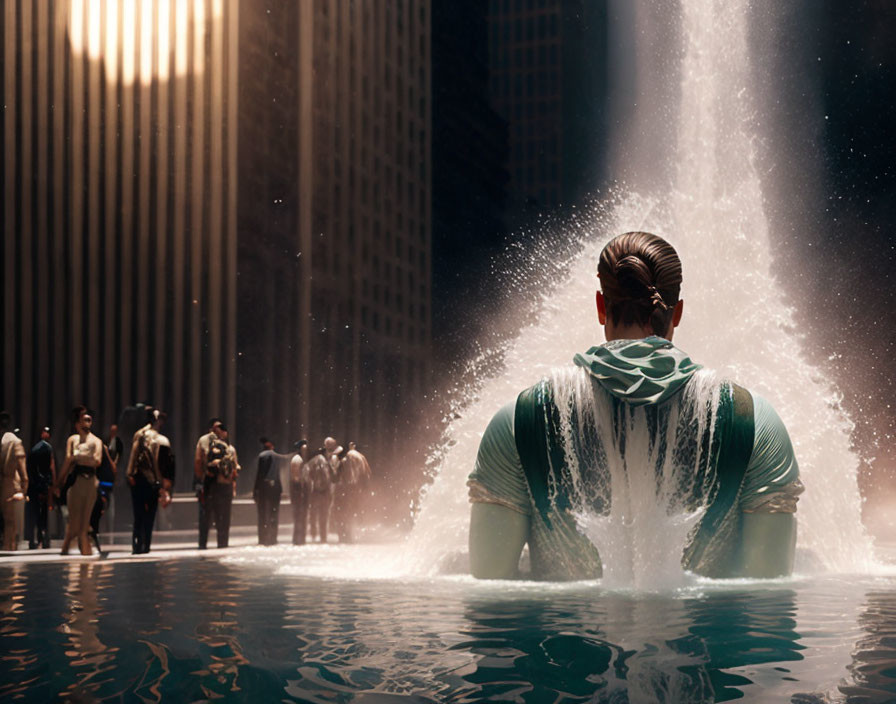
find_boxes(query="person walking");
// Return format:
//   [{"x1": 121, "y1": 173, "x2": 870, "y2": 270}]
[
  {"x1": 126, "y1": 408, "x2": 172, "y2": 554},
  {"x1": 194, "y1": 418, "x2": 221, "y2": 549},
  {"x1": 289, "y1": 440, "x2": 310, "y2": 545},
  {"x1": 334, "y1": 441, "x2": 372, "y2": 543},
  {"x1": 89, "y1": 438, "x2": 118, "y2": 553},
  {"x1": 56, "y1": 406, "x2": 103, "y2": 556},
  {"x1": 201, "y1": 424, "x2": 239, "y2": 548},
  {"x1": 1, "y1": 412, "x2": 28, "y2": 550},
  {"x1": 25, "y1": 426, "x2": 56, "y2": 549},
  {"x1": 107, "y1": 424, "x2": 124, "y2": 465},
  {"x1": 307, "y1": 448, "x2": 333, "y2": 542},
  {"x1": 253, "y1": 437, "x2": 283, "y2": 545}
]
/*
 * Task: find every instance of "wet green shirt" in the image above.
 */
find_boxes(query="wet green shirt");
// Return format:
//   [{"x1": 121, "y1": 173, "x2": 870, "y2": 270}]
[{"x1": 468, "y1": 338, "x2": 802, "y2": 580}]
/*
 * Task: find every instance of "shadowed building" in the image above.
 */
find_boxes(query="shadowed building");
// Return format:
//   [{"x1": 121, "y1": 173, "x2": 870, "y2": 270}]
[
  {"x1": 431, "y1": 0, "x2": 509, "y2": 356},
  {"x1": 237, "y1": 0, "x2": 433, "y2": 483},
  {"x1": 487, "y1": 0, "x2": 608, "y2": 221},
  {"x1": 1, "y1": 1, "x2": 432, "y2": 507},
  {"x1": 0, "y1": 1, "x2": 238, "y2": 490}
]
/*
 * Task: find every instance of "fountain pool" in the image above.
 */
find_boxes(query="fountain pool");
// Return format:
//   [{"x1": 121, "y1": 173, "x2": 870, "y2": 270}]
[
  {"x1": 1, "y1": 550, "x2": 895, "y2": 701},
  {"x1": 3, "y1": 0, "x2": 894, "y2": 702}
]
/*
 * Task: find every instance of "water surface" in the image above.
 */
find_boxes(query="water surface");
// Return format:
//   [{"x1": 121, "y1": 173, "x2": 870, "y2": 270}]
[{"x1": 2, "y1": 548, "x2": 895, "y2": 702}]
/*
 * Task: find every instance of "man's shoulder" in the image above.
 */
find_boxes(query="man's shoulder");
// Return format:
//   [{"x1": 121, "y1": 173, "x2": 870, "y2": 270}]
[
  {"x1": 2, "y1": 430, "x2": 21, "y2": 443},
  {"x1": 1, "y1": 432, "x2": 25, "y2": 460}
]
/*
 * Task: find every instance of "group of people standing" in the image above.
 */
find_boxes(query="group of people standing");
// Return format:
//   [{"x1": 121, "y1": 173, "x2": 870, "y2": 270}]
[
  {"x1": 0, "y1": 405, "x2": 174, "y2": 555},
  {"x1": 4, "y1": 407, "x2": 372, "y2": 554},
  {"x1": 252, "y1": 435, "x2": 372, "y2": 547}
]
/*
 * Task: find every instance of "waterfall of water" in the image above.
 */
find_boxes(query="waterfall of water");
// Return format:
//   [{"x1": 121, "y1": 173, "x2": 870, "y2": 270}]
[
  {"x1": 553, "y1": 366, "x2": 723, "y2": 590},
  {"x1": 406, "y1": 0, "x2": 874, "y2": 580}
]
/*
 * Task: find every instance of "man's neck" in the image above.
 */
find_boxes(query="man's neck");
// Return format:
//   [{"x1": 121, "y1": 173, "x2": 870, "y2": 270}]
[{"x1": 604, "y1": 324, "x2": 669, "y2": 342}]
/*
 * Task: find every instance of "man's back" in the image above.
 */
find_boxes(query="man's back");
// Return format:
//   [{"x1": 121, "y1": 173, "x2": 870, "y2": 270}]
[
  {"x1": 307, "y1": 455, "x2": 331, "y2": 493},
  {"x1": 469, "y1": 338, "x2": 802, "y2": 580}
]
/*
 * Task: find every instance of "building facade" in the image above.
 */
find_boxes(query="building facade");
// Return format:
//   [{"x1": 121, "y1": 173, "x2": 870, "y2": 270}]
[
  {"x1": 487, "y1": 0, "x2": 607, "y2": 218},
  {"x1": 1, "y1": 0, "x2": 238, "y2": 484},
  {"x1": 236, "y1": 0, "x2": 432, "y2": 475},
  {"x1": 431, "y1": 0, "x2": 509, "y2": 354},
  {"x1": 2, "y1": 0, "x2": 432, "y2": 497}
]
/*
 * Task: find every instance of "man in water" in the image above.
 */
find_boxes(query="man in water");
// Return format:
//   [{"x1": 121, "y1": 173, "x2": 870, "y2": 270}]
[
  {"x1": 25, "y1": 426, "x2": 56, "y2": 549},
  {"x1": 468, "y1": 232, "x2": 803, "y2": 580}
]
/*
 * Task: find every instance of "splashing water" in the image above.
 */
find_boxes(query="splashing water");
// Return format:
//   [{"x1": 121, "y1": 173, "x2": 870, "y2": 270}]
[
  {"x1": 555, "y1": 367, "x2": 724, "y2": 590},
  {"x1": 405, "y1": 0, "x2": 875, "y2": 582}
]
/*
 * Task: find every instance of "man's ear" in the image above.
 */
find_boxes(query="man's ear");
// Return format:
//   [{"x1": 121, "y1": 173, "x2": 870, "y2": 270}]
[
  {"x1": 672, "y1": 299, "x2": 684, "y2": 328},
  {"x1": 596, "y1": 290, "x2": 607, "y2": 325}
]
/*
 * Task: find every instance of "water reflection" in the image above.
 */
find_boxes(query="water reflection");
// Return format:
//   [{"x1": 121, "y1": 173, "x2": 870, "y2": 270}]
[
  {"x1": 1, "y1": 562, "x2": 896, "y2": 702},
  {"x1": 59, "y1": 562, "x2": 118, "y2": 699},
  {"x1": 839, "y1": 589, "x2": 896, "y2": 703},
  {"x1": 190, "y1": 562, "x2": 253, "y2": 698},
  {"x1": 457, "y1": 588, "x2": 804, "y2": 702}
]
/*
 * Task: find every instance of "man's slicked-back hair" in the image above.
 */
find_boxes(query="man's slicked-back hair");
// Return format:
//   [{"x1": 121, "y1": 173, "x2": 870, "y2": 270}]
[{"x1": 598, "y1": 232, "x2": 683, "y2": 337}]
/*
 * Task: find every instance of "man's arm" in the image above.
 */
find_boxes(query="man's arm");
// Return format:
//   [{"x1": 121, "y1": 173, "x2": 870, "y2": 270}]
[
  {"x1": 194, "y1": 439, "x2": 205, "y2": 482},
  {"x1": 55, "y1": 436, "x2": 75, "y2": 494},
  {"x1": 468, "y1": 401, "x2": 533, "y2": 579},
  {"x1": 14, "y1": 442, "x2": 27, "y2": 496},
  {"x1": 736, "y1": 394, "x2": 802, "y2": 578},
  {"x1": 738, "y1": 513, "x2": 797, "y2": 578},
  {"x1": 469, "y1": 503, "x2": 529, "y2": 579},
  {"x1": 253, "y1": 455, "x2": 263, "y2": 501}
]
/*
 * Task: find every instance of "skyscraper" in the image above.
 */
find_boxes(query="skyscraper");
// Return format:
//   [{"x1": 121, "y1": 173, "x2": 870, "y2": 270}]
[
  {"x1": 1, "y1": 0, "x2": 239, "y2": 485},
  {"x1": 238, "y1": 0, "x2": 434, "y2": 475},
  {"x1": 2, "y1": 0, "x2": 432, "y2": 501},
  {"x1": 487, "y1": 0, "x2": 607, "y2": 220},
  {"x1": 431, "y1": 0, "x2": 509, "y2": 354}
]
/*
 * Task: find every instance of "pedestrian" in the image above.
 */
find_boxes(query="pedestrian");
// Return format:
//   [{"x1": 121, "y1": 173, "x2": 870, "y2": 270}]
[
  {"x1": 89, "y1": 438, "x2": 117, "y2": 553},
  {"x1": 289, "y1": 440, "x2": 310, "y2": 545},
  {"x1": 107, "y1": 424, "x2": 124, "y2": 465},
  {"x1": 198, "y1": 422, "x2": 239, "y2": 548},
  {"x1": 25, "y1": 426, "x2": 56, "y2": 549},
  {"x1": 126, "y1": 408, "x2": 172, "y2": 554},
  {"x1": 194, "y1": 418, "x2": 221, "y2": 549},
  {"x1": 1, "y1": 412, "x2": 28, "y2": 550},
  {"x1": 253, "y1": 437, "x2": 283, "y2": 545},
  {"x1": 56, "y1": 406, "x2": 103, "y2": 556},
  {"x1": 334, "y1": 441, "x2": 372, "y2": 543},
  {"x1": 307, "y1": 448, "x2": 332, "y2": 542}
]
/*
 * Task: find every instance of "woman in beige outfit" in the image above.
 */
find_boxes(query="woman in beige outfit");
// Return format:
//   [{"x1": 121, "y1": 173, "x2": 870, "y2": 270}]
[{"x1": 56, "y1": 406, "x2": 103, "y2": 555}]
